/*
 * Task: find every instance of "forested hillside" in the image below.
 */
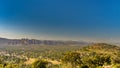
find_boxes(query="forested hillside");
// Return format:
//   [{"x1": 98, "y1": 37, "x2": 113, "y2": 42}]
[{"x1": 0, "y1": 43, "x2": 119, "y2": 68}]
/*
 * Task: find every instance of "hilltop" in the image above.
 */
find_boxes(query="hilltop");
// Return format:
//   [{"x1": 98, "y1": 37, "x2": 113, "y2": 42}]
[{"x1": 80, "y1": 43, "x2": 120, "y2": 52}]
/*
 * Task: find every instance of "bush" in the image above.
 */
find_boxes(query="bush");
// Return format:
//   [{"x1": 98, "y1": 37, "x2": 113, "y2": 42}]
[
  {"x1": 112, "y1": 64, "x2": 120, "y2": 68},
  {"x1": 6, "y1": 64, "x2": 19, "y2": 68},
  {"x1": 81, "y1": 65, "x2": 89, "y2": 68}
]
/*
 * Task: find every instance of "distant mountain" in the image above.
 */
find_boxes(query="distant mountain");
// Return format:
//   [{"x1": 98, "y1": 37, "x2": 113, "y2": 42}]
[
  {"x1": 0, "y1": 37, "x2": 90, "y2": 46},
  {"x1": 0, "y1": 38, "x2": 10, "y2": 45}
]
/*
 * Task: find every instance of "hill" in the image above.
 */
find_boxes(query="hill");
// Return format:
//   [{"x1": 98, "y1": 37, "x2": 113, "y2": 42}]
[
  {"x1": 61, "y1": 43, "x2": 120, "y2": 68},
  {"x1": 0, "y1": 42, "x2": 119, "y2": 68},
  {"x1": 80, "y1": 43, "x2": 120, "y2": 53}
]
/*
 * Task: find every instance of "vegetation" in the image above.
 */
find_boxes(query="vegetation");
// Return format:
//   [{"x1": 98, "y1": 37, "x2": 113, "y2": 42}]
[
  {"x1": 32, "y1": 59, "x2": 49, "y2": 68},
  {"x1": 0, "y1": 43, "x2": 119, "y2": 68}
]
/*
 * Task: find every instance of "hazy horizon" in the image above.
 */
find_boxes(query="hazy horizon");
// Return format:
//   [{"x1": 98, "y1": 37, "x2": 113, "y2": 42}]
[{"x1": 0, "y1": 0, "x2": 120, "y2": 43}]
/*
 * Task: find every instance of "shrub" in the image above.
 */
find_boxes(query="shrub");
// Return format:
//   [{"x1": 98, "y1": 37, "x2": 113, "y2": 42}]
[{"x1": 112, "y1": 64, "x2": 120, "y2": 68}]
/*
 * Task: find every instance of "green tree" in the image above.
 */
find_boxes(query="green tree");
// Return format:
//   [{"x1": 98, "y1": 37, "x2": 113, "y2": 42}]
[
  {"x1": 87, "y1": 55, "x2": 111, "y2": 66},
  {"x1": 32, "y1": 60, "x2": 48, "y2": 68},
  {"x1": 62, "y1": 52, "x2": 83, "y2": 66}
]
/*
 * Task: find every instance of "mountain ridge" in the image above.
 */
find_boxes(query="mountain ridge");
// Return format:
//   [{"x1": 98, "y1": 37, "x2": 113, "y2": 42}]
[{"x1": 0, "y1": 37, "x2": 89, "y2": 46}]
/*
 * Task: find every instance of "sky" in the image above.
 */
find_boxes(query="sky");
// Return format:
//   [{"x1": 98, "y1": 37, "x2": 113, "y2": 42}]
[{"x1": 0, "y1": 0, "x2": 120, "y2": 42}]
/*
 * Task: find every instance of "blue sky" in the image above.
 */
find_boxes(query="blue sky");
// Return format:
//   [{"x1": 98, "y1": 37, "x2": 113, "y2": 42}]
[{"x1": 0, "y1": 0, "x2": 120, "y2": 42}]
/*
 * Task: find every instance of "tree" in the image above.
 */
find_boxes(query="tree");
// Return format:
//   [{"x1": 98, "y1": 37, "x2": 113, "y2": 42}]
[
  {"x1": 62, "y1": 52, "x2": 83, "y2": 66},
  {"x1": 32, "y1": 60, "x2": 48, "y2": 68},
  {"x1": 86, "y1": 54, "x2": 111, "y2": 66}
]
